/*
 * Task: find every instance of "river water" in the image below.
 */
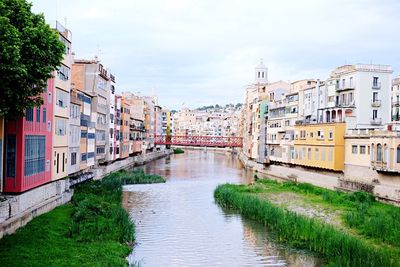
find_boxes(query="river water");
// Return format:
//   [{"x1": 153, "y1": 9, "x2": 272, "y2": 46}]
[{"x1": 123, "y1": 150, "x2": 324, "y2": 266}]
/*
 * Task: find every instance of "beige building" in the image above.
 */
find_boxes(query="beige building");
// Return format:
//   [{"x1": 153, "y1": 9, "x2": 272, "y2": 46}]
[
  {"x1": 52, "y1": 22, "x2": 72, "y2": 181},
  {"x1": 344, "y1": 125, "x2": 400, "y2": 186}
]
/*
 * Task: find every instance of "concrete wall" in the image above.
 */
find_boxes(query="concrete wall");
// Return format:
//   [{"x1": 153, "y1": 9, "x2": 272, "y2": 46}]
[
  {"x1": 0, "y1": 179, "x2": 72, "y2": 238},
  {"x1": 0, "y1": 149, "x2": 171, "y2": 239}
]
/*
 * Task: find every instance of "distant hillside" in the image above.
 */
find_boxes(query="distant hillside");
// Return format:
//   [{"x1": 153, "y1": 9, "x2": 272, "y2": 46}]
[{"x1": 196, "y1": 103, "x2": 242, "y2": 111}]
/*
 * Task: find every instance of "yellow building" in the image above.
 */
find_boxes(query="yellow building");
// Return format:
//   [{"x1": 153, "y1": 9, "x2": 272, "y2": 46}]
[{"x1": 294, "y1": 123, "x2": 346, "y2": 171}]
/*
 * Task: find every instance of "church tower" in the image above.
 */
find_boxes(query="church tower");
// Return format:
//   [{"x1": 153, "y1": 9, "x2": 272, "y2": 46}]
[{"x1": 255, "y1": 59, "x2": 268, "y2": 84}]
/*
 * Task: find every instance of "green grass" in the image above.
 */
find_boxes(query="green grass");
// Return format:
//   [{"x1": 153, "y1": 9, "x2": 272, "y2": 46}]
[
  {"x1": 0, "y1": 169, "x2": 165, "y2": 267},
  {"x1": 255, "y1": 179, "x2": 400, "y2": 247},
  {"x1": 173, "y1": 148, "x2": 185, "y2": 154},
  {"x1": 214, "y1": 181, "x2": 400, "y2": 267}
]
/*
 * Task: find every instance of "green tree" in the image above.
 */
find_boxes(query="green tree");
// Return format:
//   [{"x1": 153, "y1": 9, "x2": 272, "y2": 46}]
[{"x1": 0, "y1": 0, "x2": 65, "y2": 117}]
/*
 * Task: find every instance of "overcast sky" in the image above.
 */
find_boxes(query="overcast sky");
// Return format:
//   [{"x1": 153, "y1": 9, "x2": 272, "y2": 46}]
[{"x1": 31, "y1": 0, "x2": 400, "y2": 110}]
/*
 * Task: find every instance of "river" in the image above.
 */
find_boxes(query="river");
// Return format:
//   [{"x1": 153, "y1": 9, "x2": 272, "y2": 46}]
[{"x1": 123, "y1": 150, "x2": 324, "y2": 266}]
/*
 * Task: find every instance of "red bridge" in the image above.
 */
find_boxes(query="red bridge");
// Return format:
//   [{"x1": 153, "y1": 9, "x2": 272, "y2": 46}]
[{"x1": 154, "y1": 135, "x2": 243, "y2": 147}]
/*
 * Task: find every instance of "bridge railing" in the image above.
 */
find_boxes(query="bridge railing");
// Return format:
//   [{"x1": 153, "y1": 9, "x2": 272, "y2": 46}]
[{"x1": 154, "y1": 135, "x2": 243, "y2": 147}]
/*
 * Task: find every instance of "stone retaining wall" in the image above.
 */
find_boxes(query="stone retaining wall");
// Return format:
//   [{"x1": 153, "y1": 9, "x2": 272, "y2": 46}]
[{"x1": 0, "y1": 149, "x2": 171, "y2": 238}]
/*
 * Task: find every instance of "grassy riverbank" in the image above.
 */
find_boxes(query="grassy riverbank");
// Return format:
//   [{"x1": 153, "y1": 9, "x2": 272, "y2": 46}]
[
  {"x1": 214, "y1": 179, "x2": 400, "y2": 267},
  {"x1": 0, "y1": 169, "x2": 165, "y2": 267}
]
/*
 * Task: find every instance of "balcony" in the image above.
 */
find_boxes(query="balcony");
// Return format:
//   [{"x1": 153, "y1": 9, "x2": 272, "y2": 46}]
[
  {"x1": 336, "y1": 101, "x2": 355, "y2": 108},
  {"x1": 371, "y1": 100, "x2": 381, "y2": 107},
  {"x1": 372, "y1": 82, "x2": 381, "y2": 89},
  {"x1": 370, "y1": 117, "x2": 382, "y2": 125},
  {"x1": 336, "y1": 83, "x2": 355, "y2": 91},
  {"x1": 80, "y1": 114, "x2": 96, "y2": 128}
]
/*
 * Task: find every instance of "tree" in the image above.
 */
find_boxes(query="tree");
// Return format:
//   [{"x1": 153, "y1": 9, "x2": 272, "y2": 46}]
[{"x1": 0, "y1": 0, "x2": 65, "y2": 117}]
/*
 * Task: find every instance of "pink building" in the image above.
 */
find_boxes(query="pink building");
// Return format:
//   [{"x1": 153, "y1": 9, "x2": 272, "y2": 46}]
[{"x1": 3, "y1": 80, "x2": 54, "y2": 193}]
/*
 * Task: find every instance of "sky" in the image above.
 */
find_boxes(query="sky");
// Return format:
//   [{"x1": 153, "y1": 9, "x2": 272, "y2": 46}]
[{"x1": 30, "y1": 0, "x2": 400, "y2": 110}]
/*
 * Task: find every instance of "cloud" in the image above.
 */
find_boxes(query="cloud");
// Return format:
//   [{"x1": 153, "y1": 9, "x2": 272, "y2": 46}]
[{"x1": 30, "y1": 0, "x2": 400, "y2": 109}]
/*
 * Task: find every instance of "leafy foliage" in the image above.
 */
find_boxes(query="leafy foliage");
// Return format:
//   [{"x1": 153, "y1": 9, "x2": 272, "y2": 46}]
[{"x1": 0, "y1": 0, "x2": 65, "y2": 116}]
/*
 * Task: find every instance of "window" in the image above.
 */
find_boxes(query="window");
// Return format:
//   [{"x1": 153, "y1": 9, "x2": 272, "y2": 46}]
[
  {"x1": 98, "y1": 77, "x2": 107, "y2": 90},
  {"x1": 317, "y1": 130, "x2": 324, "y2": 139},
  {"x1": 56, "y1": 153, "x2": 59, "y2": 174},
  {"x1": 70, "y1": 104, "x2": 80, "y2": 119},
  {"x1": 36, "y1": 108, "x2": 40, "y2": 122},
  {"x1": 96, "y1": 130, "x2": 106, "y2": 141},
  {"x1": 55, "y1": 118, "x2": 66, "y2": 136},
  {"x1": 308, "y1": 148, "x2": 312, "y2": 160},
  {"x1": 373, "y1": 110, "x2": 378, "y2": 120},
  {"x1": 328, "y1": 148, "x2": 333, "y2": 161},
  {"x1": 56, "y1": 89, "x2": 68, "y2": 108},
  {"x1": 81, "y1": 153, "x2": 87, "y2": 162},
  {"x1": 373, "y1": 77, "x2": 379, "y2": 87},
  {"x1": 349, "y1": 77, "x2": 353, "y2": 87},
  {"x1": 57, "y1": 64, "x2": 70, "y2": 81},
  {"x1": 97, "y1": 114, "x2": 106, "y2": 125},
  {"x1": 71, "y1": 152, "x2": 77, "y2": 165},
  {"x1": 26, "y1": 107, "x2": 34, "y2": 121},
  {"x1": 88, "y1": 152, "x2": 95, "y2": 158},
  {"x1": 352, "y1": 145, "x2": 358, "y2": 154},
  {"x1": 315, "y1": 148, "x2": 319, "y2": 160},
  {"x1": 376, "y1": 144, "x2": 382, "y2": 162},
  {"x1": 24, "y1": 135, "x2": 45, "y2": 176},
  {"x1": 349, "y1": 92, "x2": 353, "y2": 104},
  {"x1": 48, "y1": 92, "x2": 52, "y2": 103},
  {"x1": 310, "y1": 132, "x2": 314, "y2": 138},
  {"x1": 397, "y1": 146, "x2": 400, "y2": 163},
  {"x1": 6, "y1": 135, "x2": 16, "y2": 177},
  {"x1": 81, "y1": 130, "x2": 88, "y2": 138},
  {"x1": 373, "y1": 92, "x2": 378, "y2": 102},
  {"x1": 360, "y1": 145, "x2": 366, "y2": 154},
  {"x1": 62, "y1": 153, "x2": 65, "y2": 172},
  {"x1": 321, "y1": 148, "x2": 326, "y2": 161},
  {"x1": 88, "y1": 132, "x2": 95, "y2": 139},
  {"x1": 43, "y1": 108, "x2": 47, "y2": 123},
  {"x1": 328, "y1": 131, "x2": 333, "y2": 140},
  {"x1": 59, "y1": 35, "x2": 70, "y2": 55}
]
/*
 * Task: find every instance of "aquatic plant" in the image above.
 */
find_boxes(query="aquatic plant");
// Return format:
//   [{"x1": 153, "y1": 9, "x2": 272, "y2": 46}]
[
  {"x1": 173, "y1": 148, "x2": 185, "y2": 154},
  {"x1": 214, "y1": 184, "x2": 400, "y2": 267}
]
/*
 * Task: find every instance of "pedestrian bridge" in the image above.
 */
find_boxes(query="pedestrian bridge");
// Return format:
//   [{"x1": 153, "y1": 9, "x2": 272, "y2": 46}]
[{"x1": 154, "y1": 135, "x2": 243, "y2": 147}]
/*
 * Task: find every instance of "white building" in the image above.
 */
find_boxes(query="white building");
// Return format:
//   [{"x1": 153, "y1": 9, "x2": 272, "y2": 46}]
[{"x1": 317, "y1": 64, "x2": 393, "y2": 130}]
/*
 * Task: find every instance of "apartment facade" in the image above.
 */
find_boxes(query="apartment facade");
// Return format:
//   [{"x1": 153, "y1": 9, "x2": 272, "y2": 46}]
[
  {"x1": 120, "y1": 98, "x2": 130, "y2": 159},
  {"x1": 52, "y1": 23, "x2": 73, "y2": 181},
  {"x1": 294, "y1": 123, "x2": 346, "y2": 171},
  {"x1": 392, "y1": 75, "x2": 400, "y2": 122},
  {"x1": 72, "y1": 59, "x2": 111, "y2": 165},
  {"x1": 3, "y1": 80, "x2": 54, "y2": 192},
  {"x1": 108, "y1": 74, "x2": 116, "y2": 161}
]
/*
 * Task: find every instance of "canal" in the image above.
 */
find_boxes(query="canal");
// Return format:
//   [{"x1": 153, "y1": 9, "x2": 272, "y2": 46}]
[{"x1": 124, "y1": 150, "x2": 324, "y2": 266}]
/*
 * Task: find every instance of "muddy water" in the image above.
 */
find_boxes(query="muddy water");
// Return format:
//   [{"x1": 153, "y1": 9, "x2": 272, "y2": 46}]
[{"x1": 123, "y1": 150, "x2": 324, "y2": 266}]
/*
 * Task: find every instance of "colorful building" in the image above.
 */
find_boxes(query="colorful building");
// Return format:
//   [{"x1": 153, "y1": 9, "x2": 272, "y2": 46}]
[
  {"x1": 294, "y1": 123, "x2": 346, "y2": 171},
  {"x1": 3, "y1": 80, "x2": 54, "y2": 193},
  {"x1": 120, "y1": 97, "x2": 130, "y2": 159},
  {"x1": 52, "y1": 22, "x2": 72, "y2": 181}
]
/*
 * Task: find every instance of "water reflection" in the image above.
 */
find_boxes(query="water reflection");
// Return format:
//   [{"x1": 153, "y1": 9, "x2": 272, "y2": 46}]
[{"x1": 124, "y1": 150, "x2": 323, "y2": 266}]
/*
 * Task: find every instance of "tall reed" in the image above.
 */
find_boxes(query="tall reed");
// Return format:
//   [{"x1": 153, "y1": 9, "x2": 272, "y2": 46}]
[{"x1": 214, "y1": 184, "x2": 400, "y2": 267}]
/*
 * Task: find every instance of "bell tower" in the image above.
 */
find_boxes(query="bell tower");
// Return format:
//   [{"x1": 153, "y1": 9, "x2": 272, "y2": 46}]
[{"x1": 255, "y1": 59, "x2": 268, "y2": 84}]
